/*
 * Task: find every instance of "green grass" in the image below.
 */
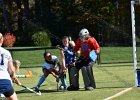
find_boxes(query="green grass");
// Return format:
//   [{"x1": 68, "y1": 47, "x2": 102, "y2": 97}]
[
  {"x1": 12, "y1": 49, "x2": 60, "y2": 67},
  {"x1": 2, "y1": 47, "x2": 140, "y2": 100},
  {"x1": 100, "y1": 47, "x2": 134, "y2": 63},
  {"x1": 10, "y1": 47, "x2": 139, "y2": 67},
  {"x1": 11, "y1": 63, "x2": 136, "y2": 100}
]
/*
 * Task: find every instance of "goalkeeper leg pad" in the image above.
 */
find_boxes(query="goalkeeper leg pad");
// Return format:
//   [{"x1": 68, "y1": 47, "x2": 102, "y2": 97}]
[
  {"x1": 67, "y1": 64, "x2": 73, "y2": 85},
  {"x1": 86, "y1": 65, "x2": 96, "y2": 89},
  {"x1": 70, "y1": 67, "x2": 79, "y2": 88},
  {"x1": 81, "y1": 66, "x2": 90, "y2": 88}
]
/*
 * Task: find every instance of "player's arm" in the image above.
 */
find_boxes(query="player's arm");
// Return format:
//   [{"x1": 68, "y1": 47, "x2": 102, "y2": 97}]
[
  {"x1": 69, "y1": 40, "x2": 75, "y2": 48},
  {"x1": 59, "y1": 49, "x2": 67, "y2": 70},
  {"x1": 47, "y1": 68, "x2": 58, "y2": 78},
  {"x1": 74, "y1": 38, "x2": 81, "y2": 53},
  {"x1": 63, "y1": 40, "x2": 75, "y2": 56},
  {"x1": 73, "y1": 38, "x2": 82, "y2": 58},
  {"x1": 92, "y1": 38, "x2": 100, "y2": 55}
]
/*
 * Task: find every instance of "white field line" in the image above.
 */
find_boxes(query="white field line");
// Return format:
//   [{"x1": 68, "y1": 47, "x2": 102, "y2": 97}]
[{"x1": 104, "y1": 87, "x2": 133, "y2": 100}]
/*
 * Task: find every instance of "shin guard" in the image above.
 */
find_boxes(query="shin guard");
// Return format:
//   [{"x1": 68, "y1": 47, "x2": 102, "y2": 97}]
[
  {"x1": 81, "y1": 66, "x2": 90, "y2": 87},
  {"x1": 70, "y1": 67, "x2": 79, "y2": 88},
  {"x1": 86, "y1": 65, "x2": 96, "y2": 88}
]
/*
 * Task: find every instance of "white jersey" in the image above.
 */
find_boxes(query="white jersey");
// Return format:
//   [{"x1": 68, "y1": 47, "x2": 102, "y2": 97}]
[
  {"x1": 0, "y1": 47, "x2": 12, "y2": 80},
  {"x1": 42, "y1": 55, "x2": 59, "y2": 69}
]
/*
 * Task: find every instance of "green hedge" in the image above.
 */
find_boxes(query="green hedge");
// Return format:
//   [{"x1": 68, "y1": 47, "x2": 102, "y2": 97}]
[{"x1": 32, "y1": 31, "x2": 51, "y2": 46}]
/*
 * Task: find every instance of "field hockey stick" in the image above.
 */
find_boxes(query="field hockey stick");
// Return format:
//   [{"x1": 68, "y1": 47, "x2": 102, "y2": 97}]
[
  {"x1": 55, "y1": 75, "x2": 59, "y2": 92},
  {"x1": 56, "y1": 45, "x2": 65, "y2": 51},
  {"x1": 56, "y1": 45, "x2": 77, "y2": 57},
  {"x1": 58, "y1": 45, "x2": 97, "y2": 62},
  {"x1": 50, "y1": 70, "x2": 60, "y2": 92},
  {"x1": 16, "y1": 75, "x2": 26, "y2": 78},
  {"x1": 56, "y1": 45, "x2": 80, "y2": 58},
  {"x1": 57, "y1": 80, "x2": 59, "y2": 92},
  {"x1": 20, "y1": 85, "x2": 41, "y2": 96},
  {"x1": 16, "y1": 71, "x2": 32, "y2": 78}
]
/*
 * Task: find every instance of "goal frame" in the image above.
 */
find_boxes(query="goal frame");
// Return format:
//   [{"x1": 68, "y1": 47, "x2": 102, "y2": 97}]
[{"x1": 131, "y1": 0, "x2": 140, "y2": 87}]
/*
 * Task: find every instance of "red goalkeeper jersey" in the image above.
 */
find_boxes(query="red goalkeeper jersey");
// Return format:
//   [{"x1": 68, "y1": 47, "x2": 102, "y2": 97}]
[{"x1": 74, "y1": 37, "x2": 100, "y2": 57}]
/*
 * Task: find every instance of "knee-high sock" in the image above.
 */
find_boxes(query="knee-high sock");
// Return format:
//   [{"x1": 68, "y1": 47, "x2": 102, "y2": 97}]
[
  {"x1": 60, "y1": 75, "x2": 67, "y2": 88},
  {"x1": 37, "y1": 75, "x2": 46, "y2": 88}
]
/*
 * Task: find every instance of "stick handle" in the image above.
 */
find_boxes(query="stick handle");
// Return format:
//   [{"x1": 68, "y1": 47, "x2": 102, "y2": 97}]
[
  {"x1": 16, "y1": 75, "x2": 26, "y2": 78},
  {"x1": 56, "y1": 45, "x2": 65, "y2": 51},
  {"x1": 20, "y1": 84, "x2": 26, "y2": 88}
]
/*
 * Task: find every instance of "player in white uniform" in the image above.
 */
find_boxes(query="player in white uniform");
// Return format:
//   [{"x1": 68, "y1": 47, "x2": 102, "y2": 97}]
[
  {"x1": 0, "y1": 33, "x2": 21, "y2": 100},
  {"x1": 35, "y1": 52, "x2": 61, "y2": 92}
]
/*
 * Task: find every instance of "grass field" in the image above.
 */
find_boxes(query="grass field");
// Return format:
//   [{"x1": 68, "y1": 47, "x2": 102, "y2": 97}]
[
  {"x1": 1, "y1": 47, "x2": 140, "y2": 100},
  {"x1": 9, "y1": 63, "x2": 136, "y2": 100},
  {"x1": 10, "y1": 47, "x2": 140, "y2": 66}
]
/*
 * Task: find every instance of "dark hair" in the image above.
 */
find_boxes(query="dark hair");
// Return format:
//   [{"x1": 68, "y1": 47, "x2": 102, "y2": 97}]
[
  {"x1": 63, "y1": 36, "x2": 72, "y2": 41},
  {"x1": 62, "y1": 36, "x2": 69, "y2": 40},
  {"x1": 44, "y1": 51, "x2": 51, "y2": 58}
]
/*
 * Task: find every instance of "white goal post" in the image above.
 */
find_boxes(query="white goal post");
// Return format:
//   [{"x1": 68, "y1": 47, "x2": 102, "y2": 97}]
[{"x1": 131, "y1": 0, "x2": 140, "y2": 87}]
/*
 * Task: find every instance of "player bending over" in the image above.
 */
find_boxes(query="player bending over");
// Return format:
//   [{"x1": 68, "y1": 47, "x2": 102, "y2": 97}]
[{"x1": 35, "y1": 51, "x2": 64, "y2": 92}]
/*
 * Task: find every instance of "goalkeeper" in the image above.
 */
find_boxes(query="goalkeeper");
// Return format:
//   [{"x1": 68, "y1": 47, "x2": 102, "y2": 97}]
[
  {"x1": 67, "y1": 28, "x2": 100, "y2": 91},
  {"x1": 35, "y1": 51, "x2": 63, "y2": 92}
]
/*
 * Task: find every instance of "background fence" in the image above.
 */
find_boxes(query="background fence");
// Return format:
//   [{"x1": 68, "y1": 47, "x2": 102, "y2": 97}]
[{"x1": 6, "y1": 46, "x2": 138, "y2": 67}]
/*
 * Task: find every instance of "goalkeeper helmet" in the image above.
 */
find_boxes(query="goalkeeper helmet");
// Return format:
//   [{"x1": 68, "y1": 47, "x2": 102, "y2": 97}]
[{"x1": 79, "y1": 28, "x2": 89, "y2": 42}]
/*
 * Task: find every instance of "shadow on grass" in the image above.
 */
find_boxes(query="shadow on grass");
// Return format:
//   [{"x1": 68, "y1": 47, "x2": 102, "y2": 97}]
[
  {"x1": 16, "y1": 89, "x2": 67, "y2": 95},
  {"x1": 16, "y1": 87, "x2": 92, "y2": 95}
]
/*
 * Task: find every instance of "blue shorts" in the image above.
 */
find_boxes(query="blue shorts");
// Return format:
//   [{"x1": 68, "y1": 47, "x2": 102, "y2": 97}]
[{"x1": 0, "y1": 79, "x2": 14, "y2": 97}]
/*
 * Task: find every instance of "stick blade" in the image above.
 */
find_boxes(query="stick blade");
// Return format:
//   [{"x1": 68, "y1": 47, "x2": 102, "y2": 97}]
[
  {"x1": 20, "y1": 85, "x2": 41, "y2": 96},
  {"x1": 26, "y1": 87, "x2": 41, "y2": 96}
]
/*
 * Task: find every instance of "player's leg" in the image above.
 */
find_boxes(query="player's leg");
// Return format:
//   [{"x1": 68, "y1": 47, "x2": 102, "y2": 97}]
[
  {"x1": 67, "y1": 67, "x2": 79, "y2": 90},
  {"x1": 35, "y1": 69, "x2": 49, "y2": 91},
  {"x1": 81, "y1": 62, "x2": 95, "y2": 90},
  {"x1": 1, "y1": 79, "x2": 18, "y2": 100},
  {"x1": 53, "y1": 69, "x2": 67, "y2": 90},
  {"x1": 59, "y1": 74, "x2": 67, "y2": 90},
  {"x1": 6, "y1": 92, "x2": 18, "y2": 100},
  {"x1": 67, "y1": 64, "x2": 74, "y2": 86},
  {"x1": 86, "y1": 64, "x2": 96, "y2": 89},
  {"x1": 81, "y1": 66, "x2": 90, "y2": 88}
]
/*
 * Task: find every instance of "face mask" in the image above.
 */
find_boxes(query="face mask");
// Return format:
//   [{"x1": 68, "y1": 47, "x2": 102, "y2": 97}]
[{"x1": 80, "y1": 35, "x2": 86, "y2": 42}]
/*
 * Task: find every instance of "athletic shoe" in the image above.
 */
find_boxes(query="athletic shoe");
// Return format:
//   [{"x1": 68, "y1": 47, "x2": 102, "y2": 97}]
[
  {"x1": 35, "y1": 86, "x2": 40, "y2": 93},
  {"x1": 67, "y1": 85, "x2": 79, "y2": 91},
  {"x1": 90, "y1": 84, "x2": 96, "y2": 89},
  {"x1": 0, "y1": 94, "x2": 5, "y2": 97},
  {"x1": 85, "y1": 86, "x2": 94, "y2": 90}
]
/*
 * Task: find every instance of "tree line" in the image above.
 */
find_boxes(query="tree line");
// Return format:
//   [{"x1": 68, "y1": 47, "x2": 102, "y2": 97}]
[{"x1": 0, "y1": 0, "x2": 140, "y2": 46}]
